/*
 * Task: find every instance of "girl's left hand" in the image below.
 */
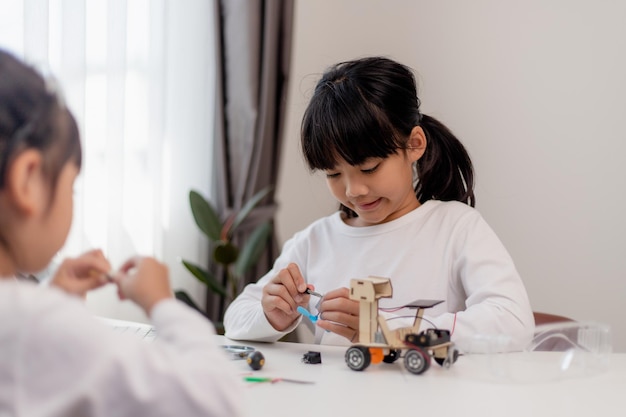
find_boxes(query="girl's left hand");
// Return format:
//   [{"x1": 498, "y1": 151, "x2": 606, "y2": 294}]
[
  {"x1": 315, "y1": 287, "x2": 360, "y2": 342},
  {"x1": 49, "y1": 249, "x2": 112, "y2": 298}
]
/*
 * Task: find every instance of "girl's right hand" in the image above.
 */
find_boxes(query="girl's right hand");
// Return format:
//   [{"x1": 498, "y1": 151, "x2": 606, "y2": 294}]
[
  {"x1": 49, "y1": 249, "x2": 111, "y2": 298},
  {"x1": 261, "y1": 263, "x2": 310, "y2": 331},
  {"x1": 112, "y1": 256, "x2": 173, "y2": 315}
]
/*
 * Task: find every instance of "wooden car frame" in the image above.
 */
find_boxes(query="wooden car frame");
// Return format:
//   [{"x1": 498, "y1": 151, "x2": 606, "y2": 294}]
[{"x1": 345, "y1": 276, "x2": 459, "y2": 374}]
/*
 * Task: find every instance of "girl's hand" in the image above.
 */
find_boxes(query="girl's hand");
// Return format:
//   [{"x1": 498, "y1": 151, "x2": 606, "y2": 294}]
[
  {"x1": 261, "y1": 263, "x2": 310, "y2": 331},
  {"x1": 316, "y1": 287, "x2": 360, "y2": 342},
  {"x1": 112, "y1": 256, "x2": 173, "y2": 316},
  {"x1": 49, "y1": 249, "x2": 112, "y2": 298}
]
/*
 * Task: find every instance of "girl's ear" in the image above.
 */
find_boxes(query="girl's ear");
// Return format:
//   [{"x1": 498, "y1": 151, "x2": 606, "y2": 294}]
[
  {"x1": 4, "y1": 149, "x2": 47, "y2": 217},
  {"x1": 407, "y1": 126, "x2": 427, "y2": 162}
]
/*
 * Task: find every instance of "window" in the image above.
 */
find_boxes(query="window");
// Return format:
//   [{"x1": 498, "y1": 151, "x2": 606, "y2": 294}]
[{"x1": 0, "y1": 0, "x2": 216, "y2": 321}]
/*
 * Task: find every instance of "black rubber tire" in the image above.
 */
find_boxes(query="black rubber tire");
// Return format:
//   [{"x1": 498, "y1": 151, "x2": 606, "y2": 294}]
[
  {"x1": 435, "y1": 348, "x2": 459, "y2": 367},
  {"x1": 345, "y1": 346, "x2": 371, "y2": 371},
  {"x1": 404, "y1": 348, "x2": 430, "y2": 375}
]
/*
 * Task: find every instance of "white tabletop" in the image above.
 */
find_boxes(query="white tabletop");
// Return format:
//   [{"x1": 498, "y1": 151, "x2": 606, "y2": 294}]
[{"x1": 220, "y1": 336, "x2": 626, "y2": 417}]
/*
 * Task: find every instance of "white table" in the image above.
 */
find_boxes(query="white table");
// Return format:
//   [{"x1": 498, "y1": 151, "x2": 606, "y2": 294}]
[{"x1": 220, "y1": 336, "x2": 626, "y2": 417}]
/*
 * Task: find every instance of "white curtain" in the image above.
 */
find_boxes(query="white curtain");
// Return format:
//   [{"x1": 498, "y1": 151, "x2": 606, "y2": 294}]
[{"x1": 0, "y1": 0, "x2": 215, "y2": 322}]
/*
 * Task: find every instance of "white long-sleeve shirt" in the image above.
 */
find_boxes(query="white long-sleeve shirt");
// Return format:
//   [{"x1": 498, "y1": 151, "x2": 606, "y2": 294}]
[
  {"x1": 0, "y1": 281, "x2": 244, "y2": 417},
  {"x1": 224, "y1": 200, "x2": 534, "y2": 351}
]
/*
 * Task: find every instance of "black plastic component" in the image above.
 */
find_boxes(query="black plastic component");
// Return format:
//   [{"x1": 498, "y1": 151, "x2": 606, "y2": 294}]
[
  {"x1": 405, "y1": 329, "x2": 451, "y2": 347},
  {"x1": 247, "y1": 351, "x2": 265, "y2": 370},
  {"x1": 302, "y1": 351, "x2": 322, "y2": 364},
  {"x1": 403, "y1": 299, "x2": 444, "y2": 309},
  {"x1": 383, "y1": 349, "x2": 400, "y2": 363}
]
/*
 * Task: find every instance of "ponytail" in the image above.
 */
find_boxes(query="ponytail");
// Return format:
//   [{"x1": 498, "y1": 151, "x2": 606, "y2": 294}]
[{"x1": 417, "y1": 114, "x2": 475, "y2": 207}]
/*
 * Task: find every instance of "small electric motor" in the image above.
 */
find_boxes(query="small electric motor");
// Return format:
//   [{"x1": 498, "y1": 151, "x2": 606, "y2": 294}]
[{"x1": 247, "y1": 351, "x2": 265, "y2": 370}]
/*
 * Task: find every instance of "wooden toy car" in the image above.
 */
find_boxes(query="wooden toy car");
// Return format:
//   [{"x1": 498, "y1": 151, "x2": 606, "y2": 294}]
[{"x1": 345, "y1": 276, "x2": 459, "y2": 375}]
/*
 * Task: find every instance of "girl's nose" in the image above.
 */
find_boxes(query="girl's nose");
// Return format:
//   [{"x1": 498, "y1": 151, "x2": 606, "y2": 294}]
[{"x1": 345, "y1": 178, "x2": 368, "y2": 198}]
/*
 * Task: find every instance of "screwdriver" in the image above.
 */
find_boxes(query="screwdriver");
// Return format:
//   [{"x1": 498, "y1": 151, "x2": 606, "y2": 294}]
[{"x1": 304, "y1": 288, "x2": 323, "y2": 298}]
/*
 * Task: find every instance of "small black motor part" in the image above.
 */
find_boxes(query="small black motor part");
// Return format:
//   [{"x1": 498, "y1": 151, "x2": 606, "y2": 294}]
[
  {"x1": 247, "y1": 351, "x2": 265, "y2": 370},
  {"x1": 302, "y1": 351, "x2": 322, "y2": 364}
]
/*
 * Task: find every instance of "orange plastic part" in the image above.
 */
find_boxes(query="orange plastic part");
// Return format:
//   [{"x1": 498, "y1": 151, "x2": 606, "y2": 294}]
[{"x1": 369, "y1": 348, "x2": 384, "y2": 364}]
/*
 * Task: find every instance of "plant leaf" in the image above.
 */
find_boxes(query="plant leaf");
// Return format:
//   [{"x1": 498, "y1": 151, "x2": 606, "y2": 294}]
[
  {"x1": 228, "y1": 186, "x2": 273, "y2": 238},
  {"x1": 181, "y1": 259, "x2": 227, "y2": 297},
  {"x1": 174, "y1": 290, "x2": 206, "y2": 316},
  {"x1": 234, "y1": 221, "x2": 272, "y2": 278},
  {"x1": 189, "y1": 190, "x2": 221, "y2": 241}
]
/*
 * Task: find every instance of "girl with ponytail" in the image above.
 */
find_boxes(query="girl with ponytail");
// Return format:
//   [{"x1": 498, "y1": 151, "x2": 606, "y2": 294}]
[{"x1": 225, "y1": 57, "x2": 533, "y2": 351}]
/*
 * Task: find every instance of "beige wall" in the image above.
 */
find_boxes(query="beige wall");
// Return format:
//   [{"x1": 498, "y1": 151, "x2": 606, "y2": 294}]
[{"x1": 277, "y1": 0, "x2": 626, "y2": 351}]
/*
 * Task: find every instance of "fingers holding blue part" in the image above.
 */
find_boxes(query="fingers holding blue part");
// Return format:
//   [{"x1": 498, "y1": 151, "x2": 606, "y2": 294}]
[
  {"x1": 316, "y1": 287, "x2": 360, "y2": 342},
  {"x1": 261, "y1": 263, "x2": 311, "y2": 331}
]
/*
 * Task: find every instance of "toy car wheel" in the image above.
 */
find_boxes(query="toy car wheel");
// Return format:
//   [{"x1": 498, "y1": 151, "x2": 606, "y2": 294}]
[
  {"x1": 345, "y1": 346, "x2": 371, "y2": 371},
  {"x1": 435, "y1": 348, "x2": 460, "y2": 368},
  {"x1": 383, "y1": 349, "x2": 400, "y2": 363},
  {"x1": 404, "y1": 348, "x2": 430, "y2": 375},
  {"x1": 449, "y1": 349, "x2": 459, "y2": 365}
]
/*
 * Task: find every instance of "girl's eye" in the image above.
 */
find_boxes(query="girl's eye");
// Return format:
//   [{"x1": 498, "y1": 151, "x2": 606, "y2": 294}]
[
  {"x1": 361, "y1": 164, "x2": 379, "y2": 174},
  {"x1": 325, "y1": 172, "x2": 340, "y2": 179}
]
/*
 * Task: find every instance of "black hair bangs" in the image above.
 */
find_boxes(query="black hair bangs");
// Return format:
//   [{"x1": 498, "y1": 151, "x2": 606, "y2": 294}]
[
  {"x1": 65, "y1": 109, "x2": 82, "y2": 170},
  {"x1": 301, "y1": 79, "x2": 405, "y2": 171}
]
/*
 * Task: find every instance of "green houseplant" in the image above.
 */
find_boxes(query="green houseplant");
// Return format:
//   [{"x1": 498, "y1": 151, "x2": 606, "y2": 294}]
[{"x1": 177, "y1": 186, "x2": 273, "y2": 318}]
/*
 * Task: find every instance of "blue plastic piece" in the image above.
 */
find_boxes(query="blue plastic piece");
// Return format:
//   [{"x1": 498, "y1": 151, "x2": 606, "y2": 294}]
[{"x1": 297, "y1": 306, "x2": 318, "y2": 323}]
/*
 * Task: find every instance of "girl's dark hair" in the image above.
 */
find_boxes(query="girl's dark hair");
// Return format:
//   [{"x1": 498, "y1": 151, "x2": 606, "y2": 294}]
[
  {"x1": 0, "y1": 49, "x2": 82, "y2": 192},
  {"x1": 301, "y1": 56, "x2": 474, "y2": 217}
]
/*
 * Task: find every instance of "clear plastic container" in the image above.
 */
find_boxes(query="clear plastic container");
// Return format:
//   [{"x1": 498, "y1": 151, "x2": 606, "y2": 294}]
[{"x1": 458, "y1": 321, "x2": 612, "y2": 383}]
